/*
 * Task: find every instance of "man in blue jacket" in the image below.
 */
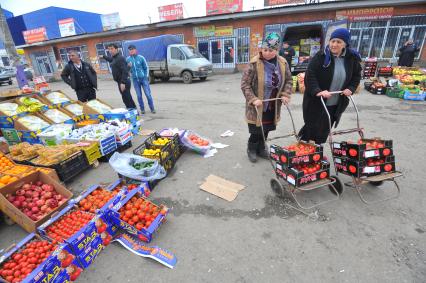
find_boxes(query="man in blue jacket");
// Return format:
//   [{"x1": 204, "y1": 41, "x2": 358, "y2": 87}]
[{"x1": 126, "y1": 45, "x2": 155, "y2": 114}]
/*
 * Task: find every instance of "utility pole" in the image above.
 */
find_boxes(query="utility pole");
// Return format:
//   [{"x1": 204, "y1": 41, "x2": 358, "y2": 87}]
[{"x1": 0, "y1": 4, "x2": 27, "y2": 87}]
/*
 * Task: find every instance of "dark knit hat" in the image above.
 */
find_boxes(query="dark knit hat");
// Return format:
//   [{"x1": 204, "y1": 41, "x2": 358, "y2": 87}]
[{"x1": 330, "y1": 28, "x2": 350, "y2": 46}]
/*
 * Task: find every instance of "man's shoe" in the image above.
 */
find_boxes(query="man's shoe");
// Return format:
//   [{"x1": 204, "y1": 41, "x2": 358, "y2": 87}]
[
  {"x1": 247, "y1": 142, "x2": 258, "y2": 163},
  {"x1": 141, "y1": 110, "x2": 145, "y2": 114},
  {"x1": 151, "y1": 110, "x2": 156, "y2": 114}
]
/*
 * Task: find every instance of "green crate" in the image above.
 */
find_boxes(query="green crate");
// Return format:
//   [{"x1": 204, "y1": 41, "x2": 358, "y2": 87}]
[{"x1": 386, "y1": 88, "x2": 404, "y2": 98}]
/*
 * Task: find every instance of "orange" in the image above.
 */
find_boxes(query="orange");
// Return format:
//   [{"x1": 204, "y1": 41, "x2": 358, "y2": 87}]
[{"x1": 0, "y1": 175, "x2": 11, "y2": 184}]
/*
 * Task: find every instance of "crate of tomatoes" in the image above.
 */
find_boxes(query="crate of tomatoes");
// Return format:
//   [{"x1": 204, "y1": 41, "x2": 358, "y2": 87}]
[
  {"x1": 334, "y1": 155, "x2": 395, "y2": 178},
  {"x1": 107, "y1": 187, "x2": 169, "y2": 243},
  {"x1": 0, "y1": 233, "x2": 83, "y2": 283},
  {"x1": 275, "y1": 159, "x2": 330, "y2": 187},
  {"x1": 270, "y1": 141, "x2": 323, "y2": 167},
  {"x1": 332, "y1": 138, "x2": 393, "y2": 161}
]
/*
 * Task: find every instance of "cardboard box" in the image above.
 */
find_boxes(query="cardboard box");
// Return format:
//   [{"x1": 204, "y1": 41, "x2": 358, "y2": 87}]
[
  {"x1": 13, "y1": 113, "x2": 53, "y2": 141},
  {"x1": 0, "y1": 99, "x2": 26, "y2": 128},
  {"x1": 199, "y1": 174, "x2": 245, "y2": 202},
  {"x1": 334, "y1": 156, "x2": 395, "y2": 178},
  {"x1": 82, "y1": 99, "x2": 113, "y2": 116},
  {"x1": 0, "y1": 171, "x2": 73, "y2": 232},
  {"x1": 107, "y1": 188, "x2": 168, "y2": 243},
  {"x1": 270, "y1": 142, "x2": 323, "y2": 168},
  {"x1": 275, "y1": 160, "x2": 330, "y2": 187},
  {"x1": 37, "y1": 204, "x2": 98, "y2": 255},
  {"x1": 40, "y1": 90, "x2": 73, "y2": 107},
  {"x1": 0, "y1": 233, "x2": 82, "y2": 283},
  {"x1": 74, "y1": 236, "x2": 104, "y2": 269},
  {"x1": 332, "y1": 138, "x2": 393, "y2": 161},
  {"x1": 40, "y1": 108, "x2": 76, "y2": 125},
  {"x1": 103, "y1": 108, "x2": 138, "y2": 121}
]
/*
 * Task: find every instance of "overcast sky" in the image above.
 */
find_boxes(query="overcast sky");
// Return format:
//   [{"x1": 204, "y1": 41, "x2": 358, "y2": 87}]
[{"x1": 0, "y1": 0, "x2": 266, "y2": 26}]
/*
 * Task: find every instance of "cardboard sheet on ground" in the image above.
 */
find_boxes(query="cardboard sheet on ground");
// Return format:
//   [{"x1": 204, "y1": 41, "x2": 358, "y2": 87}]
[
  {"x1": 139, "y1": 129, "x2": 155, "y2": 136},
  {"x1": 200, "y1": 174, "x2": 245, "y2": 201}
]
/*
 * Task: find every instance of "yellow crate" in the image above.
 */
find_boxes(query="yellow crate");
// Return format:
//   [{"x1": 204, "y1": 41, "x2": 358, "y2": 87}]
[{"x1": 80, "y1": 142, "x2": 101, "y2": 165}]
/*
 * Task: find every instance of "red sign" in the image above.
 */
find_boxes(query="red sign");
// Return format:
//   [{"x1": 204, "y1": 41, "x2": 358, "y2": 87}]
[
  {"x1": 336, "y1": 7, "x2": 394, "y2": 21},
  {"x1": 22, "y1": 27, "x2": 47, "y2": 44},
  {"x1": 206, "y1": 0, "x2": 243, "y2": 16},
  {"x1": 264, "y1": 0, "x2": 304, "y2": 7},
  {"x1": 158, "y1": 3, "x2": 184, "y2": 22}
]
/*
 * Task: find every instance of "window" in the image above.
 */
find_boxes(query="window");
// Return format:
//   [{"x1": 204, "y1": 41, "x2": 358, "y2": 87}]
[
  {"x1": 95, "y1": 41, "x2": 123, "y2": 72},
  {"x1": 370, "y1": 28, "x2": 386, "y2": 58},
  {"x1": 382, "y1": 28, "x2": 399, "y2": 58},
  {"x1": 413, "y1": 26, "x2": 426, "y2": 59},
  {"x1": 171, "y1": 47, "x2": 184, "y2": 60},
  {"x1": 1, "y1": 57, "x2": 10, "y2": 66},
  {"x1": 235, "y1": 27, "x2": 250, "y2": 63},
  {"x1": 358, "y1": 29, "x2": 373, "y2": 58},
  {"x1": 390, "y1": 15, "x2": 426, "y2": 26},
  {"x1": 58, "y1": 45, "x2": 89, "y2": 62},
  {"x1": 350, "y1": 29, "x2": 361, "y2": 50}
]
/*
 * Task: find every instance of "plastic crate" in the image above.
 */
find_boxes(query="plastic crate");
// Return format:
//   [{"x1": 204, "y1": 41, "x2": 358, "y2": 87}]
[
  {"x1": 386, "y1": 87, "x2": 404, "y2": 98},
  {"x1": 403, "y1": 90, "x2": 425, "y2": 101},
  {"x1": 33, "y1": 150, "x2": 90, "y2": 182},
  {"x1": 80, "y1": 141, "x2": 102, "y2": 165},
  {"x1": 133, "y1": 138, "x2": 174, "y2": 166}
]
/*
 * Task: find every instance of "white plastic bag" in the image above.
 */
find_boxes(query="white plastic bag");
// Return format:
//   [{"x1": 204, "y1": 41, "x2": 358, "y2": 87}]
[{"x1": 109, "y1": 152, "x2": 166, "y2": 181}]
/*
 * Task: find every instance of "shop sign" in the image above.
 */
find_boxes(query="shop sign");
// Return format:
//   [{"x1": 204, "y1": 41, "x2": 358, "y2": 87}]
[
  {"x1": 58, "y1": 18, "x2": 76, "y2": 37},
  {"x1": 206, "y1": 0, "x2": 243, "y2": 16},
  {"x1": 214, "y1": 26, "x2": 233, "y2": 36},
  {"x1": 194, "y1": 25, "x2": 216, "y2": 37},
  {"x1": 336, "y1": 7, "x2": 394, "y2": 21},
  {"x1": 22, "y1": 27, "x2": 47, "y2": 44},
  {"x1": 158, "y1": 3, "x2": 184, "y2": 22},
  {"x1": 264, "y1": 0, "x2": 305, "y2": 7},
  {"x1": 101, "y1": 12, "x2": 122, "y2": 31}
]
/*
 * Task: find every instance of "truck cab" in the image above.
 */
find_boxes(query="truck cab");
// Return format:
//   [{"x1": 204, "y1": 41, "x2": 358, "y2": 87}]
[{"x1": 165, "y1": 44, "x2": 212, "y2": 83}]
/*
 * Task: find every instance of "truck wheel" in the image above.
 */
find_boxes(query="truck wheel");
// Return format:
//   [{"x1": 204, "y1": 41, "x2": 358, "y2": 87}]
[
  {"x1": 8, "y1": 80, "x2": 12, "y2": 85},
  {"x1": 182, "y1": 71, "x2": 193, "y2": 84},
  {"x1": 161, "y1": 76, "x2": 170, "y2": 82},
  {"x1": 200, "y1": 77, "x2": 207, "y2": 81},
  {"x1": 149, "y1": 73, "x2": 155, "y2": 84}
]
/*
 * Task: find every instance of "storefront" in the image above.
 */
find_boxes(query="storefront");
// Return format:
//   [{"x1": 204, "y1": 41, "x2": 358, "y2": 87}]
[{"x1": 19, "y1": 0, "x2": 426, "y2": 79}]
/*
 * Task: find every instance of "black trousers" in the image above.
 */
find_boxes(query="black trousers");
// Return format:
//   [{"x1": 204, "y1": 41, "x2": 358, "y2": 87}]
[
  {"x1": 299, "y1": 105, "x2": 337, "y2": 144},
  {"x1": 248, "y1": 131, "x2": 269, "y2": 143},
  {"x1": 118, "y1": 80, "x2": 137, "y2": 109},
  {"x1": 76, "y1": 87, "x2": 96, "y2": 102}
]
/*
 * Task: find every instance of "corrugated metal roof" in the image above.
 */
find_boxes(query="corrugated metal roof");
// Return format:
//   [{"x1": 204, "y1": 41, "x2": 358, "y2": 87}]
[{"x1": 18, "y1": 0, "x2": 426, "y2": 48}]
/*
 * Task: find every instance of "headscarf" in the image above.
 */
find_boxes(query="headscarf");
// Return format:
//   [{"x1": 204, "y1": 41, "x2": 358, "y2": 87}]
[
  {"x1": 323, "y1": 28, "x2": 361, "y2": 68},
  {"x1": 261, "y1": 32, "x2": 281, "y2": 50}
]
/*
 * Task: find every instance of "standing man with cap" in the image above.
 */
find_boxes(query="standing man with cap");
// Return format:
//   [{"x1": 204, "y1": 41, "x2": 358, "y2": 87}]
[
  {"x1": 126, "y1": 45, "x2": 155, "y2": 114},
  {"x1": 101, "y1": 43, "x2": 137, "y2": 109},
  {"x1": 61, "y1": 50, "x2": 97, "y2": 102},
  {"x1": 279, "y1": 41, "x2": 296, "y2": 68},
  {"x1": 398, "y1": 39, "x2": 420, "y2": 67},
  {"x1": 299, "y1": 28, "x2": 361, "y2": 144}
]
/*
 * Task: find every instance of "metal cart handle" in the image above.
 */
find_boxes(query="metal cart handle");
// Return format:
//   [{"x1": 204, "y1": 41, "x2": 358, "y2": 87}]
[
  {"x1": 319, "y1": 92, "x2": 363, "y2": 144},
  {"x1": 254, "y1": 97, "x2": 298, "y2": 139}
]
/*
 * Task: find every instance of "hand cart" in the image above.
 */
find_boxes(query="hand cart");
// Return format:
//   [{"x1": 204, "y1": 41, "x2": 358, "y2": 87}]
[
  {"x1": 320, "y1": 93, "x2": 403, "y2": 204},
  {"x1": 256, "y1": 98, "x2": 341, "y2": 210}
]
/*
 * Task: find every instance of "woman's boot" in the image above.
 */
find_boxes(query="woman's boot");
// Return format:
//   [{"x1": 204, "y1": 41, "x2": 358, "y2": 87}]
[
  {"x1": 257, "y1": 139, "x2": 269, "y2": 159},
  {"x1": 247, "y1": 141, "x2": 258, "y2": 163}
]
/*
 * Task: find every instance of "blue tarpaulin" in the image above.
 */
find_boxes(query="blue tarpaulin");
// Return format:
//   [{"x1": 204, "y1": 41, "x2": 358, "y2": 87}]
[{"x1": 123, "y1": 35, "x2": 181, "y2": 62}]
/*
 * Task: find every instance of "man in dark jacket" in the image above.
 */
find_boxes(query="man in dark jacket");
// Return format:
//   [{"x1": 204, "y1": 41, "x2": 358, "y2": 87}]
[
  {"x1": 398, "y1": 39, "x2": 420, "y2": 67},
  {"x1": 102, "y1": 44, "x2": 137, "y2": 109},
  {"x1": 279, "y1": 42, "x2": 296, "y2": 67},
  {"x1": 61, "y1": 50, "x2": 97, "y2": 102}
]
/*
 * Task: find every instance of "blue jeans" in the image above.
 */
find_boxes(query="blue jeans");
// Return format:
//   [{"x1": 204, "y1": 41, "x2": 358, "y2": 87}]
[{"x1": 132, "y1": 77, "x2": 154, "y2": 111}]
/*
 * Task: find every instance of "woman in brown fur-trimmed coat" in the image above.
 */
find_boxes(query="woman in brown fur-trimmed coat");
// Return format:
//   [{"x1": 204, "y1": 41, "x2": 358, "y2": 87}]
[{"x1": 241, "y1": 32, "x2": 293, "y2": 163}]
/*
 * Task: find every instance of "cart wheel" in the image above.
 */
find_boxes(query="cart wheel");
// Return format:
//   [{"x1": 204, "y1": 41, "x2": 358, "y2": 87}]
[
  {"x1": 329, "y1": 175, "x2": 344, "y2": 195},
  {"x1": 369, "y1": 181, "x2": 384, "y2": 186},
  {"x1": 270, "y1": 178, "x2": 285, "y2": 197}
]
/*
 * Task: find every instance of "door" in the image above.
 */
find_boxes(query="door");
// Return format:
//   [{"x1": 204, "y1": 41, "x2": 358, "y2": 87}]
[
  {"x1": 394, "y1": 27, "x2": 414, "y2": 58},
  {"x1": 198, "y1": 41, "x2": 209, "y2": 60},
  {"x1": 35, "y1": 56, "x2": 53, "y2": 76},
  {"x1": 209, "y1": 38, "x2": 235, "y2": 69},
  {"x1": 169, "y1": 46, "x2": 185, "y2": 76},
  {"x1": 358, "y1": 29, "x2": 373, "y2": 58}
]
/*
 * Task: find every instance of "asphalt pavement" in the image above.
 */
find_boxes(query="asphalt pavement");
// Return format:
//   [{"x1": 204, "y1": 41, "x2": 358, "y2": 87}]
[{"x1": 0, "y1": 73, "x2": 425, "y2": 283}]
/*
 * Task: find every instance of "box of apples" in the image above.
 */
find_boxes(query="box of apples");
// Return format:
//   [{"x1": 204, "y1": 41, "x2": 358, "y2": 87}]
[
  {"x1": 0, "y1": 233, "x2": 82, "y2": 283},
  {"x1": 332, "y1": 138, "x2": 393, "y2": 161},
  {"x1": 107, "y1": 187, "x2": 169, "y2": 243},
  {"x1": 270, "y1": 141, "x2": 323, "y2": 168},
  {"x1": 334, "y1": 155, "x2": 395, "y2": 178},
  {"x1": 275, "y1": 159, "x2": 330, "y2": 187},
  {"x1": 0, "y1": 171, "x2": 72, "y2": 233}
]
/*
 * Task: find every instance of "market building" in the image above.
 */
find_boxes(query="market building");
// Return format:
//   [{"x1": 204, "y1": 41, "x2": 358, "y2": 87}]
[{"x1": 17, "y1": 0, "x2": 426, "y2": 79}]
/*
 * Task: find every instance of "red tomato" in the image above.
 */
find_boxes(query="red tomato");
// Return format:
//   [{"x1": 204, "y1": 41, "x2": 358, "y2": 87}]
[{"x1": 349, "y1": 149, "x2": 358, "y2": 157}]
